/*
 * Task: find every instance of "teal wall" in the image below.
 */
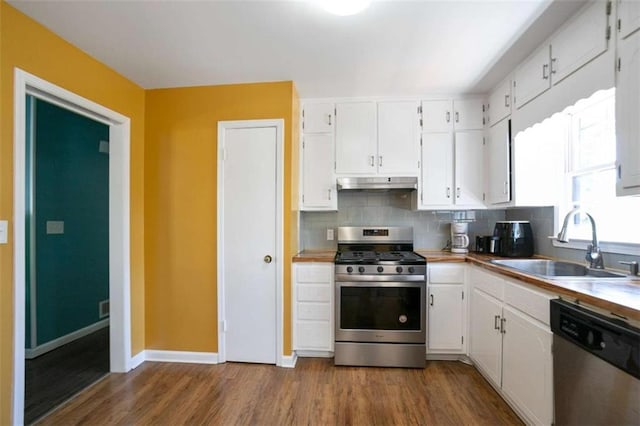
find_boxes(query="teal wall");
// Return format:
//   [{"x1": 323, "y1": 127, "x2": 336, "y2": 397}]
[{"x1": 26, "y1": 96, "x2": 110, "y2": 347}]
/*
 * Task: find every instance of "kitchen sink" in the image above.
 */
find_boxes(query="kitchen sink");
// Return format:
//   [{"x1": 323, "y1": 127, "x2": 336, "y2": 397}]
[{"x1": 489, "y1": 259, "x2": 629, "y2": 279}]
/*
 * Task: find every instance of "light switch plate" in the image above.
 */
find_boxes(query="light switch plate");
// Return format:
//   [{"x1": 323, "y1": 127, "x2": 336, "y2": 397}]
[
  {"x1": 46, "y1": 221, "x2": 64, "y2": 235},
  {"x1": 0, "y1": 220, "x2": 7, "y2": 244}
]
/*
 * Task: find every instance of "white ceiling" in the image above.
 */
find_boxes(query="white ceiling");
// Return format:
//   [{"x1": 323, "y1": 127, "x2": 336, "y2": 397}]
[{"x1": 8, "y1": 0, "x2": 585, "y2": 98}]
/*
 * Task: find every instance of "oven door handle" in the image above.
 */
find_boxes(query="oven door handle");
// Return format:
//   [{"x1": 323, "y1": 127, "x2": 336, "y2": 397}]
[
  {"x1": 335, "y1": 276, "x2": 426, "y2": 283},
  {"x1": 336, "y1": 280, "x2": 426, "y2": 287}
]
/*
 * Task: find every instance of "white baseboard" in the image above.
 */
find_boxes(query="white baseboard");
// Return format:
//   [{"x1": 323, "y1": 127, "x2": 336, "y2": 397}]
[
  {"x1": 426, "y1": 354, "x2": 472, "y2": 364},
  {"x1": 144, "y1": 350, "x2": 219, "y2": 364},
  {"x1": 25, "y1": 318, "x2": 109, "y2": 359},
  {"x1": 296, "y1": 350, "x2": 334, "y2": 358},
  {"x1": 280, "y1": 351, "x2": 298, "y2": 368},
  {"x1": 129, "y1": 350, "x2": 146, "y2": 370}
]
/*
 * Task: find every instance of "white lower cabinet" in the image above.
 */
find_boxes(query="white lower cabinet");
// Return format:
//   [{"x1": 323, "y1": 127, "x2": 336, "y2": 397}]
[
  {"x1": 427, "y1": 263, "x2": 467, "y2": 354},
  {"x1": 293, "y1": 263, "x2": 334, "y2": 354},
  {"x1": 502, "y1": 305, "x2": 553, "y2": 426},
  {"x1": 469, "y1": 266, "x2": 555, "y2": 426}
]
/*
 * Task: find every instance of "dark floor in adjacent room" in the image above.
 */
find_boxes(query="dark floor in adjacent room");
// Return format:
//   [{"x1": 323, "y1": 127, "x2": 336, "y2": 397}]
[{"x1": 25, "y1": 326, "x2": 110, "y2": 425}]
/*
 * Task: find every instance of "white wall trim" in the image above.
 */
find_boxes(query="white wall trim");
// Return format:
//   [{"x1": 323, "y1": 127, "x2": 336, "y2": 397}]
[
  {"x1": 280, "y1": 352, "x2": 298, "y2": 368},
  {"x1": 217, "y1": 119, "x2": 285, "y2": 367},
  {"x1": 130, "y1": 350, "x2": 146, "y2": 370},
  {"x1": 12, "y1": 68, "x2": 133, "y2": 426},
  {"x1": 25, "y1": 319, "x2": 109, "y2": 359},
  {"x1": 145, "y1": 350, "x2": 219, "y2": 364},
  {"x1": 295, "y1": 350, "x2": 333, "y2": 359}
]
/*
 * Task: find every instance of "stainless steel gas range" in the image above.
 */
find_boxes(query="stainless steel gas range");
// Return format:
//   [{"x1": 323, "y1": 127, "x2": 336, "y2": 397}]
[{"x1": 334, "y1": 226, "x2": 426, "y2": 368}]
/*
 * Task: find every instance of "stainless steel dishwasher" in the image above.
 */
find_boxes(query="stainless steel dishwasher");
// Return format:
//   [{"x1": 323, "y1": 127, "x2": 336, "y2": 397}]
[{"x1": 550, "y1": 299, "x2": 640, "y2": 425}]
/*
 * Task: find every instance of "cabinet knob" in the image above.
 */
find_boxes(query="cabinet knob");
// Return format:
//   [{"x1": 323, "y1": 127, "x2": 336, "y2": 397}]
[
  {"x1": 446, "y1": 111, "x2": 451, "y2": 123},
  {"x1": 264, "y1": 255, "x2": 273, "y2": 264},
  {"x1": 370, "y1": 155, "x2": 375, "y2": 167},
  {"x1": 379, "y1": 156, "x2": 383, "y2": 168},
  {"x1": 430, "y1": 294, "x2": 434, "y2": 306}
]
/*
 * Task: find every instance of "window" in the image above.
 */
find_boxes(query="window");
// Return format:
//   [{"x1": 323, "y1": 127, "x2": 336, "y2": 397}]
[{"x1": 558, "y1": 89, "x2": 640, "y2": 251}]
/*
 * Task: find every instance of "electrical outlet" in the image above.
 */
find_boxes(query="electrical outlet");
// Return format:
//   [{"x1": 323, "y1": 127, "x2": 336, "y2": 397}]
[
  {"x1": 0, "y1": 220, "x2": 7, "y2": 244},
  {"x1": 327, "y1": 228, "x2": 334, "y2": 241}
]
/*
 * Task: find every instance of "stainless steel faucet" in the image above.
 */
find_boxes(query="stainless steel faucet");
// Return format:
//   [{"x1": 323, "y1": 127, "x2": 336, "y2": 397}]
[{"x1": 557, "y1": 207, "x2": 604, "y2": 269}]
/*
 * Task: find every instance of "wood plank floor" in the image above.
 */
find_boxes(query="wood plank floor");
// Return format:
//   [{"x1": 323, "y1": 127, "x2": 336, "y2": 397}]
[
  {"x1": 38, "y1": 358, "x2": 522, "y2": 425},
  {"x1": 25, "y1": 327, "x2": 110, "y2": 424}
]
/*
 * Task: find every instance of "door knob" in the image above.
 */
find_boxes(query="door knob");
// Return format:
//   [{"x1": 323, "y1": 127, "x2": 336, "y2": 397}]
[{"x1": 263, "y1": 255, "x2": 273, "y2": 264}]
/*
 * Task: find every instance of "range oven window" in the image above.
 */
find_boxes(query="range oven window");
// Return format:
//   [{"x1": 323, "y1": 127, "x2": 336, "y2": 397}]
[{"x1": 340, "y1": 287, "x2": 421, "y2": 331}]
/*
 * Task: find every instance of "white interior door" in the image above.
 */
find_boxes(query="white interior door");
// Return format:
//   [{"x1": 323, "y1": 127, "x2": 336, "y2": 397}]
[{"x1": 220, "y1": 124, "x2": 278, "y2": 364}]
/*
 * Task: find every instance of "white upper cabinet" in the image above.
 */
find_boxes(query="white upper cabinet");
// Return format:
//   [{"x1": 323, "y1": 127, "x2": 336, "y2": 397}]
[
  {"x1": 335, "y1": 102, "x2": 377, "y2": 174},
  {"x1": 618, "y1": 0, "x2": 640, "y2": 39},
  {"x1": 300, "y1": 102, "x2": 337, "y2": 211},
  {"x1": 421, "y1": 99, "x2": 453, "y2": 132},
  {"x1": 486, "y1": 118, "x2": 511, "y2": 205},
  {"x1": 302, "y1": 134, "x2": 337, "y2": 210},
  {"x1": 377, "y1": 101, "x2": 420, "y2": 175},
  {"x1": 418, "y1": 98, "x2": 484, "y2": 209},
  {"x1": 616, "y1": 4, "x2": 640, "y2": 195},
  {"x1": 421, "y1": 99, "x2": 483, "y2": 132},
  {"x1": 514, "y1": 44, "x2": 552, "y2": 109},
  {"x1": 454, "y1": 131, "x2": 485, "y2": 206},
  {"x1": 453, "y1": 99, "x2": 484, "y2": 130},
  {"x1": 421, "y1": 132, "x2": 454, "y2": 206},
  {"x1": 550, "y1": 1, "x2": 609, "y2": 85},
  {"x1": 488, "y1": 77, "x2": 512, "y2": 127},
  {"x1": 303, "y1": 103, "x2": 334, "y2": 133},
  {"x1": 514, "y1": 1, "x2": 610, "y2": 109}
]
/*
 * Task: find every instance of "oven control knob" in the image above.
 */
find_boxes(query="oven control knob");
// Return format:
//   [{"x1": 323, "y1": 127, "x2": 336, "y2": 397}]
[
  {"x1": 346, "y1": 266, "x2": 353, "y2": 273},
  {"x1": 377, "y1": 266, "x2": 384, "y2": 273},
  {"x1": 408, "y1": 267, "x2": 415, "y2": 273},
  {"x1": 396, "y1": 266, "x2": 403, "y2": 273},
  {"x1": 358, "y1": 266, "x2": 365, "y2": 273}
]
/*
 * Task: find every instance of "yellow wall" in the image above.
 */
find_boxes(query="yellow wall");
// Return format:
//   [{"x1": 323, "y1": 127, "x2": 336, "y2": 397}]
[
  {"x1": 145, "y1": 82, "x2": 299, "y2": 354},
  {"x1": 0, "y1": 3, "x2": 146, "y2": 422}
]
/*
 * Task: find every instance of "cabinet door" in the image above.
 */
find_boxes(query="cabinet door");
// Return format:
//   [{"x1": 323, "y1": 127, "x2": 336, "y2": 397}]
[
  {"x1": 454, "y1": 131, "x2": 484, "y2": 206},
  {"x1": 488, "y1": 78, "x2": 512, "y2": 127},
  {"x1": 421, "y1": 132, "x2": 454, "y2": 206},
  {"x1": 378, "y1": 101, "x2": 420, "y2": 175},
  {"x1": 303, "y1": 103, "x2": 334, "y2": 133},
  {"x1": 486, "y1": 119, "x2": 511, "y2": 204},
  {"x1": 502, "y1": 306, "x2": 553, "y2": 426},
  {"x1": 618, "y1": 0, "x2": 640, "y2": 39},
  {"x1": 421, "y1": 100, "x2": 453, "y2": 132},
  {"x1": 469, "y1": 288, "x2": 503, "y2": 387},
  {"x1": 514, "y1": 44, "x2": 551, "y2": 109},
  {"x1": 301, "y1": 134, "x2": 337, "y2": 210},
  {"x1": 550, "y1": 1, "x2": 609, "y2": 85},
  {"x1": 616, "y1": 27, "x2": 640, "y2": 195},
  {"x1": 335, "y1": 102, "x2": 377, "y2": 174},
  {"x1": 427, "y1": 284, "x2": 464, "y2": 352},
  {"x1": 453, "y1": 99, "x2": 484, "y2": 130}
]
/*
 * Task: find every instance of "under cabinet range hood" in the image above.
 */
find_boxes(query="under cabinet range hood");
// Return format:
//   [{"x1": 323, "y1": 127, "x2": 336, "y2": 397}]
[{"x1": 336, "y1": 177, "x2": 418, "y2": 191}]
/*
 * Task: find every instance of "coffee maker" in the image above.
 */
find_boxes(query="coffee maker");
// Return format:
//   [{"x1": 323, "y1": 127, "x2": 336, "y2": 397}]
[{"x1": 451, "y1": 222, "x2": 470, "y2": 254}]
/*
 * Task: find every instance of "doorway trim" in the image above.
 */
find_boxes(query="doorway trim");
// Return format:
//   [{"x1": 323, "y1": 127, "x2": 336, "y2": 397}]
[
  {"x1": 216, "y1": 119, "x2": 284, "y2": 367},
  {"x1": 12, "y1": 68, "x2": 132, "y2": 425}
]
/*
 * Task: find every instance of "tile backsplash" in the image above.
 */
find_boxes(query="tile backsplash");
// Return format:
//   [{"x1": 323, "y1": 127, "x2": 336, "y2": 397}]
[
  {"x1": 301, "y1": 195, "x2": 638, "y2": 270},
  {"x1": 300, "y1": 191, "x2": 506, "y2": 250}
]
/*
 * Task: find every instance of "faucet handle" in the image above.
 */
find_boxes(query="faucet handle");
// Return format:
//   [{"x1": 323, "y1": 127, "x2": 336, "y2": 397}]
[
  {"x1": 586, "y1": 245, "x2": 605, "y2": 269},
  {"x1": 619, "y1": 261, "x2": 639, "y2": 276}
]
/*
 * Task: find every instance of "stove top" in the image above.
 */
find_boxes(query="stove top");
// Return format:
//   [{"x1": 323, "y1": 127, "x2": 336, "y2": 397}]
[{"x1": 335, "y1": 250, "x2": 426, "y2": 265}]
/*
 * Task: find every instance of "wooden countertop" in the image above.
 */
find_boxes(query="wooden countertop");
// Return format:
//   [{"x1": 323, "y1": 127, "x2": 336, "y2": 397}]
[
  {"x1": 293, "y1": 249, "x2": 640, "y2": 321},
  {"x1": 292, "y1": 250, "x2": 335, "y2": 263}
]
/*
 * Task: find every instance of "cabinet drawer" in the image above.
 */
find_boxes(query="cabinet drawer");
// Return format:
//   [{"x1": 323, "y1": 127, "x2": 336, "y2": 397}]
[
  {"x1": 296, "y1": 265, "x2": 332, "y2": 283},
  {"x1": 297, "y1": 285, "x2": 331, "y2": 302},
  {"x1": 296, "y1": 322, "x2": 331, "y2": 350},
  {"x1": 297, "y1": 302, "x2": 331, "y2": 321},
  {"x1": 429, "y1": 264, "x2": 465, "y2": 283},
  {"x1": 470, "y1": 267, "x2": 504, "y2": 300},
  {"x1": 504, "y1": 279, "x2": 556, "y2": 325}
]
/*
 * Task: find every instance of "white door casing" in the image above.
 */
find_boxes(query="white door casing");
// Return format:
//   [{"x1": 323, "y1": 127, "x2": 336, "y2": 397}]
[
  {"x1": 217, "y1": 119, "x2": 284, "y2": 366},
  {"x1": 12, "y1": 68, "x2": 132, "y2": 426}
]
